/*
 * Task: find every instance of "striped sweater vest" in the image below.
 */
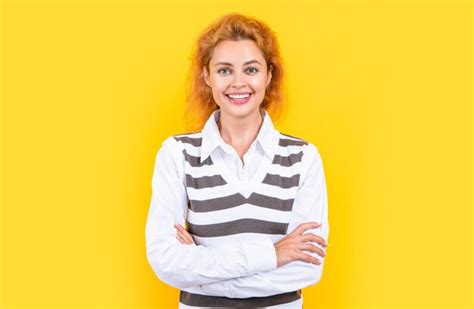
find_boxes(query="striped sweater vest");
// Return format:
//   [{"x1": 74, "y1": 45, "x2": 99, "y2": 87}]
[{"x1": 173, "y1": 130, "x2": 309, "y2": 307}]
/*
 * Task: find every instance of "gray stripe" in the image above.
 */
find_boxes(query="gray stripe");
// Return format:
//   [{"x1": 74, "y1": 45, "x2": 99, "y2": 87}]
[
  {"x1": 183, "y1": 149, "x2": 213, "y2": 167},
  {"x1": 189, "y1": 192, "x2": 294, "y2": 212},
  {"x1": 180, "y1": 290, "x2": 301, "y2": 307},
  {"x1": 187, "y1": 218, "x2": 289, "y2": 237},
  {"x1": 174, "y1": 136, "x2": 202, "y2": 147},
  {"x1": 262, "y1": 173, "x2": 300, "y2": 188},
  {"x1": 279, "y1": 137, "x2": 308, "y2": 146},
  {"x1": 185, "y1": 174, "x2": 227, "y2": 189},
  {"x1": 279, "y1": 132, "x2": 308, "y2": 145},
  {"x1": 272, "y1": 151, "x2": 304, "y2": 166}
]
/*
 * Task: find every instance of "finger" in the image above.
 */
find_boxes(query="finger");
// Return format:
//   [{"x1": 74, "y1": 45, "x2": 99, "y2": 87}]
[
  {"x1": 176, "y1": 225, "x2": 193, "y2": 242},
  {"x1": 300, "y1": 233, "x2": 328, "y2": 247},
  {"x1": 181, "y1": 230, "x2": 194, "y2": 244},
  {"x1": 292, "y1": 222, "x2": 321, "y2": 236},
  {"x1": 179, "y1": 230, "x2": 196, "y2": 245},
  {"x1": 179, "y1": 233, "x2": 194, "y2": 245},
  {"x1": 174, "y1": 226, "x2": 185, "y2": 238},
  {"x1": 301, "y1": 243, "x2": 326, "y2": 258},
  {"x1": 300, "y1": 233, "x2": 326, "y2": 247},
  {"x1": 174, "y1": 224, "x2": 193, "y2": 241},
  {"x1": 174, "y1": 224, "x2": 185, "y2": 231},
  {"x1": 176, "y1": 233, "x2": 187, "y2": 244},
  {"x1": 297, "y1": 252, "x2": 322, "y2": 265},
  {"x1": 175, "y1": 226, "x2": 192, "y2": 244}
]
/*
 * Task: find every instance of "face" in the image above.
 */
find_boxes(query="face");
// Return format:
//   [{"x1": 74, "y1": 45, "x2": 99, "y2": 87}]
[{"x1": 203, "y1": 39, "x2": 272, "y2": 121}]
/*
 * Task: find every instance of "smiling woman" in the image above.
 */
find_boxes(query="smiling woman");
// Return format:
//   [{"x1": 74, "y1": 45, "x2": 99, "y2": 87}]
[
  {"x1": 203, "y1": 40, "x2": 272, "y2": 123},
  {"x1": 184, "y1": 13, "x2": 286, "y2": 132},
  {"x1": 145, "y1": 13, "x2": 329, "y2": 309}
]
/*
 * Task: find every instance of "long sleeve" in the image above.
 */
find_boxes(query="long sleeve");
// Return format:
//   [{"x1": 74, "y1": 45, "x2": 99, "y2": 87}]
[
  {"x1": 145, "y1": 136, "x2": 278, "y2": 290},
  {"x1": 199, "y1": 143, "x2": 330, "y2": 298}
]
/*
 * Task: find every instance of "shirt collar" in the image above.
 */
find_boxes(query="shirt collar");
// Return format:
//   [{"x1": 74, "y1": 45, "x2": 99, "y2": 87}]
[{"x1": 200, "y1": 108, "x2": 279, "y2": 162}]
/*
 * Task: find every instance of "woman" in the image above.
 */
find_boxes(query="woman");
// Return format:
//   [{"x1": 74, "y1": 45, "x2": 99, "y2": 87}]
[{"x1": 145, "y1": 13, "x2": 329, "y2": 308}]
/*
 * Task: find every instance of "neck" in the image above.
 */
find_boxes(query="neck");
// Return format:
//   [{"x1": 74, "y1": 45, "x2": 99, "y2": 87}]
[{"x1": 217, "y1": 109, "x2": 263, "y2": 148}]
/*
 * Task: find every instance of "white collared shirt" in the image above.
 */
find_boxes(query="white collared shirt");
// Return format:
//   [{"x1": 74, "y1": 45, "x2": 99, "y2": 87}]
[
  {"x1": 145, "y1": 108, "x2": 329, "y2": 308},
  {"x1": 201, "y1": 108, "x2": 278, "y2": 183}
]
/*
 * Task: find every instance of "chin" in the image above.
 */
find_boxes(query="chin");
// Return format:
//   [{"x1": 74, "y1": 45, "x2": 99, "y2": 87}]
[{"x1": 220, "y1": 105, "x2": 260, "y2": 119}]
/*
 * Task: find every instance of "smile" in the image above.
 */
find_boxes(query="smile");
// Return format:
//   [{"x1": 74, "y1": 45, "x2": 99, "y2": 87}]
[{"x1": 225, "y1": 93, "x2": 252, "y2": 105}]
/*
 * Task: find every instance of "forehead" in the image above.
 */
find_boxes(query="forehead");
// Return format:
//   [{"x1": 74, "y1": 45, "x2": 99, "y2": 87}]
[{"x1": 210, "y1": 40, "x2": 265, "y2": 65}]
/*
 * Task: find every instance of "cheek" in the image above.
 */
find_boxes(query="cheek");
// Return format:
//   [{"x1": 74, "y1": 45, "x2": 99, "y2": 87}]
[
  {"x1": 249, "y1": 77, "x2": 268, "y2": 90},
  {"x1": 211, "y1": 81, "x2": 228, "y2": 95}
]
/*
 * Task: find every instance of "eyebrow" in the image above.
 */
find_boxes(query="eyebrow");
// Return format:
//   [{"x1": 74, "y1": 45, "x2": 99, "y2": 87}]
[{"x1": 214, "y1": 59, "x2": 262, "y2": 67}]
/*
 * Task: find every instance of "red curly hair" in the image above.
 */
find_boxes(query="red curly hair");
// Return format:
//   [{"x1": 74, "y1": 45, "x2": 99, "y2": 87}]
[{"x1": 183, "y1": 13, "x2": 287, "y2": 132}]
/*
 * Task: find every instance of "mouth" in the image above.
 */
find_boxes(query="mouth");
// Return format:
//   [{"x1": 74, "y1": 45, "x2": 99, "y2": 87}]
[{"x1": 225, "y1": 93, "x2": 253, "y2": 105}]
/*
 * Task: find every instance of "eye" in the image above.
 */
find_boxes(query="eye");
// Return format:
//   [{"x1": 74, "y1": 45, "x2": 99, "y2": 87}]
[
  {"x1": 246, "y1": 67, "x2": 258, "y2": 74},
  {"x1": 217, "y1": 67, "x2": 231, "y2": 75}
]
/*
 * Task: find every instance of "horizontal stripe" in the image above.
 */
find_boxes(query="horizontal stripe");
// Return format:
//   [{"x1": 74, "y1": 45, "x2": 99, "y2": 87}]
[
  {"x1": 180, "y1": 161, "x2": 221, "y2": 178},
  {"x1": 174, "y1": 135, "x2": 202, "y2": 146},
  {"x1": 180, "y1": 290, "x2": 301, "y2": 307},
  {"x1": 186, "y1": 182, "x2": 297, "y2": 202},
  {"x1": 187, "y1": 203, "x2": 291, "y2": 225},
  {"x1": 185, "y1": 174, "x2": 227, "y2": 189},
  {"x1": 272, "y1": 151, "x2": 304, "y2": 166},
  {"x1": 279, "y1": 132, "x2": 308, "y2": 145},
  {"x1": 262, "y1": 173, "x2": 301, "y2": 188},
  {"x1": 189, "y1": 192, "x2": 295, "y2": 212},
  {"x1": 187, "y1": 218, "x2": 289, "y2": 237},
  {"x1": 263, "y1": 160, "x2": 303, "y2": 177},
  {"x1": 279, "y1": 138, "x2": 307, "y2": 147},
  {"x1": 182, "y1": 149, "x2": 213, "y2": 167},
  {"x1": 186, "y1": 183, "x2": 244, "y2": 200}
]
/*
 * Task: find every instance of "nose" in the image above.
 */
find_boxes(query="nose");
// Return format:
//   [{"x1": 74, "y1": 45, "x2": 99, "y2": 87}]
[{"x1": 231, "y1": 70, "x2": 246, "y2": 88}]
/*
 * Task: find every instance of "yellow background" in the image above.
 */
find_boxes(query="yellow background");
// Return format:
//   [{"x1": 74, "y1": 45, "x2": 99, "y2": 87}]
[{"x1": 1, "y1": 0, "x2": 472, "y2": 308}]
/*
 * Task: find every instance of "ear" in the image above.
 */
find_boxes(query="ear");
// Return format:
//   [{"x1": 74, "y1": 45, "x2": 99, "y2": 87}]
[
  {"x1": 203, "y1": 65, "x2": 210, "y2": 87},
  {"x1": 267, "y1": 64, "x2": 273, "y2": 87}
]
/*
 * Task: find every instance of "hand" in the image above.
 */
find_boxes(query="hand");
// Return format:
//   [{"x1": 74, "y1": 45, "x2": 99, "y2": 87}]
[
  {"x1": 174, "y1": 224, "x2": 197, "y2": 245},
  {"x1": 274, "y1": 222, "x2": 328, "y2": 268}
]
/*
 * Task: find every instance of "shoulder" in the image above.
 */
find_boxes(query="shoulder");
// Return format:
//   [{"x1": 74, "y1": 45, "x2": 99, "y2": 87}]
[
  {"x1": 157, "y1": 131, "x2": 203, "y2": 166},
  {"x1": 168, "y1": 131, "x2": 203, "y2": 147},
  {"x1": 154, "y1": 131, "x2": 203, "y2": 180},
  {"x1": 277, "y1": 132, "x2": 320, "y2": 157},
  {"x1": 276, "y1": 131, "x2": 323, "y2": 170},
  {"x1": 161, "y1": 131, "x2": 203, "y2": 152},
  {"x1": 277, "y1": 132, "x2": 309, "y2": 146}
]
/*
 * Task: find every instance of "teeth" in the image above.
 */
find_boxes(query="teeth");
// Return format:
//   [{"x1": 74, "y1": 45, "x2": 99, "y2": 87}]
[{"x1": 228, "y1": 93, "x2": 250, "y2": 99}]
